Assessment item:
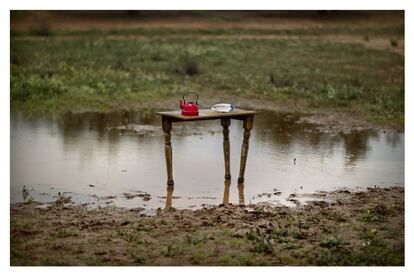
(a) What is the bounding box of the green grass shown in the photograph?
[10,25,404,38]
[10,30,404,127]
[55,228,75,238]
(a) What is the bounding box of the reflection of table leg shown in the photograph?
[165,185,174,210]
[238,183,245,205]
[221,118,231,181]
[162,117,174,186]
[237,115,254,195]
[222,179,231,205]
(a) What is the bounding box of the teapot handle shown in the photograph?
[182,92,198,104]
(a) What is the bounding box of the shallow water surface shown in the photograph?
[11,110,404,210]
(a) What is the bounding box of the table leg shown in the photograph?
[237,115,254,191]
[221,118,231,181]
[162,117,174,186]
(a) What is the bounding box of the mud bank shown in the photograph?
[11,186,404,266]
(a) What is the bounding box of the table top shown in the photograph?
[156,109,258,121]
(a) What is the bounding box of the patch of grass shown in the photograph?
[246,228,274,253]
[185,234,211,245]
[10,27,404,127]
[312,236,403,265]
[251,237,274,253]
[128,249,147,264]
[11,25,404,38]
[360,236,403,265]
[319,237,343,248]
[282,241,302,249]
[117,229,142,242]
[218,254,241,265]
[322,210,347,222]
[55,228,75,238]
[362,208,384,223]
[189,251,209,264]
[165,240,183,257]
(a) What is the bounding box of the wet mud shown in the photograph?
[10,187,404,265]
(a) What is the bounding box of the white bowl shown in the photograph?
[211,103,234,113]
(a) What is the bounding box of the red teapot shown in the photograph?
[180,92,199,116]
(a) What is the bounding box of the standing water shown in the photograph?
[10,110,404,211]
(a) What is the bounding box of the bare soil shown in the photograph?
[11,186,404,266]
[11,11,403,31]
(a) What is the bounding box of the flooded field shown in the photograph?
[10,110,404,211]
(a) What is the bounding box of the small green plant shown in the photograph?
[165,240,183,257]
[319,237,342,248]
[55,228,73,238]
[251,236,274,253]
[117,229,140,242]
[22,185,34,203]
[282,241,302,249]
[54,192,72,206]
[246,228,274,253]
[190,252,209,264]
[128,249,147,264]
[185,234,209,245]
[362,208,383,223]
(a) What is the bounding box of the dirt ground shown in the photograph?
[11,11,404,31]
[10,186,404,266]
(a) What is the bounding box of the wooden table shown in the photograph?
[156,109,258,208]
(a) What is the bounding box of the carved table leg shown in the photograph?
[237,115,254,201]
[221,118,231,181]
[162,117,174,186]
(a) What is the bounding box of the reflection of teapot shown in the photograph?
[179,92,199,116]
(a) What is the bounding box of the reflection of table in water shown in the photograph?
[156,109,258,210]
[165,179,245,209]
[223,179,245,205]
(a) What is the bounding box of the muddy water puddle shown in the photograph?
[11,110,404,212]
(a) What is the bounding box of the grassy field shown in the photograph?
[10,11,404,128]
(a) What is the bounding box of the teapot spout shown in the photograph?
[179,100,183,109]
